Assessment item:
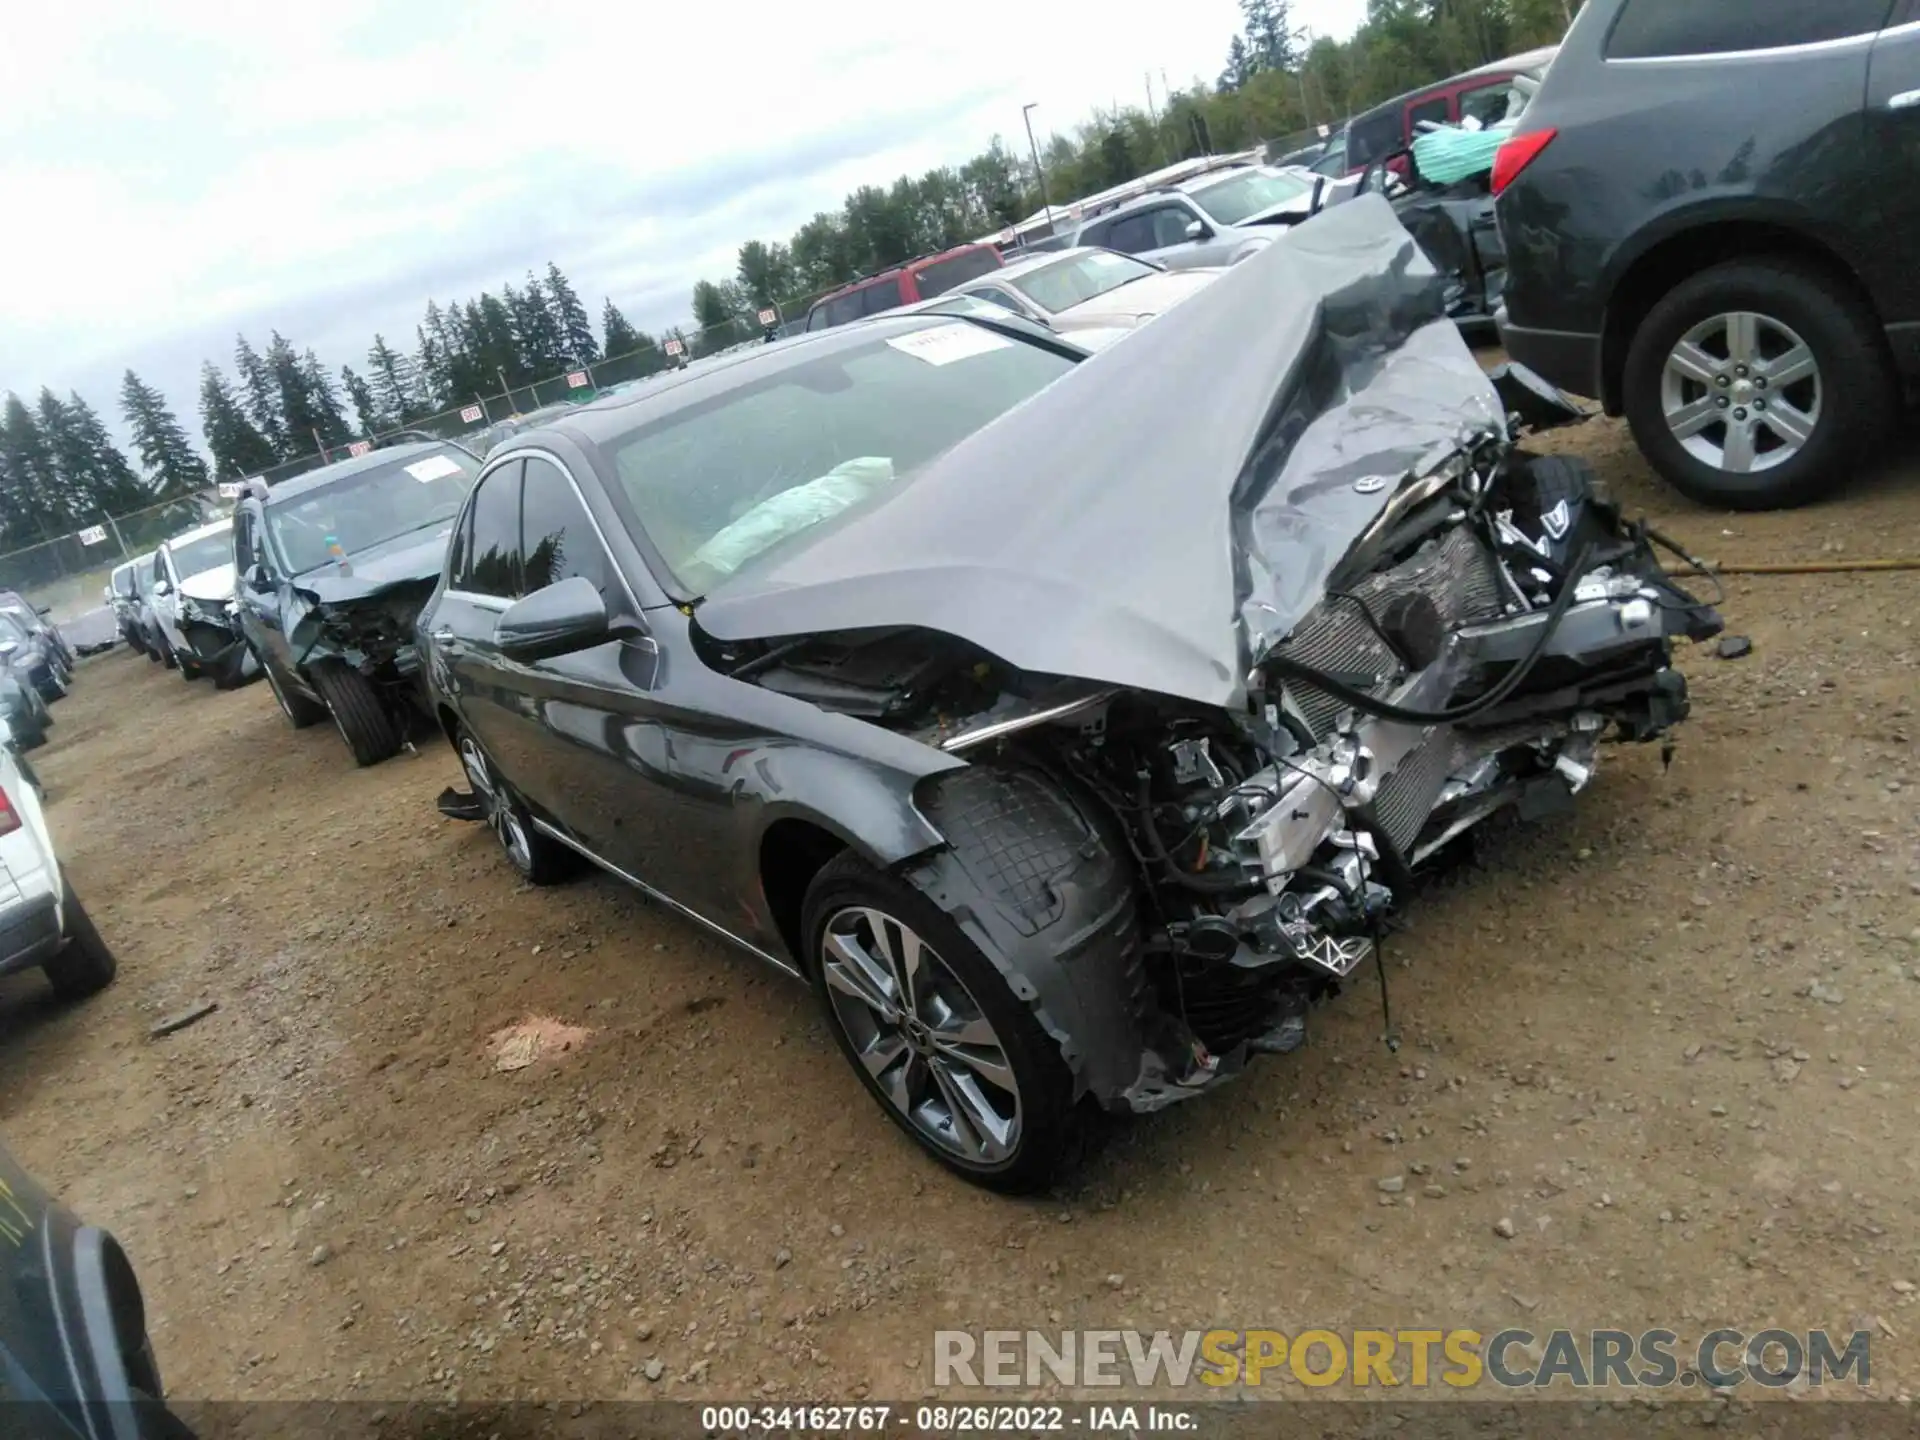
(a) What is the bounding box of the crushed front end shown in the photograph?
[176,593,258,688]
[289,578,436,707]
[1015,444,1719,1111]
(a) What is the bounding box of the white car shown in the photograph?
[152,519,256,686]
[0,722,115,1000]
[911,248,1224,352]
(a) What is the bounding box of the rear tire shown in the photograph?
[801,850,1078,1194]
[1623,259,1890,510]
[44,889,117,1001]
[310,662,401,766]
[263,654,327,729]
[455,728,578,884]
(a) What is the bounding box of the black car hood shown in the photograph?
[293,523,455,606]
[695,196,1504,710]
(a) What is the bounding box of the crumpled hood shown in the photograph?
[179,564,236,604]
[293,523,455,605]
[694,195,1504,710]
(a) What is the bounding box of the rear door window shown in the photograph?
[1102,212,1153,254]
[912,248,1000,298]
[1407,94,1450,132]
[459,460,524,599]
[1606,0,1893,57]
[861,277,905,313]
[1458,79,1516,127]
[1346,107,1405,169]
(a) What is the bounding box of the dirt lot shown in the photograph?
[2,413,1917,1409]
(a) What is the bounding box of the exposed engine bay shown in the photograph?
[710,444,1720,1110]
[290,580,435,682]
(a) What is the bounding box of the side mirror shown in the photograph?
[247,564,273,593]
[0,642,17,658]
[495,575,611,661]
[1183,219,1209,241]
[154,581,173,598]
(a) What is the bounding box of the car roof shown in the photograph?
[261,439,454,505]
[1353,44,1559,122]
[491,314,1063,458]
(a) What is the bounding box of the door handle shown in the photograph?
[432,628,456,644]
[1890,88,1920,112]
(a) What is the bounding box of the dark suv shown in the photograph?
[1495,0,1920,509]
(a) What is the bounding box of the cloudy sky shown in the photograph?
[0,0,1364,444]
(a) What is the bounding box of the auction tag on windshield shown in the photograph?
[886,326,1010,366]
[404,455,464,483]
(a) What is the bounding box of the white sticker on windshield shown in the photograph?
[886,326,1011,366]
[404,455,464,483]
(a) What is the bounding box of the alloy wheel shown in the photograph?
[1660,310,1821,474]
[458,735,533,872]
[819,906,1022,1166]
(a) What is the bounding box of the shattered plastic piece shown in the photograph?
[1716,635,1753,660]
[436,786,487,822]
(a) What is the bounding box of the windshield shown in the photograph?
[168,531,232,580]
[0,611,27,644]
[268,449,478,575]
[1010,251,1157,314]
[1188,168,1311,225]
[609,323,1076,594]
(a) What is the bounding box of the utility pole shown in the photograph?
[1022,103,1054,228]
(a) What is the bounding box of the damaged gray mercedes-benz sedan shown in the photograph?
[419,195,1720,1191]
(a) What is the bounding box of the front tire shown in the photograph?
[310,662,401,766]
[44,889,117,1001]
[801,851,1077,1193]
[1623,259,1889,510]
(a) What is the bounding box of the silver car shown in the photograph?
[908,248,1223,352]
[1070,165,1316,270]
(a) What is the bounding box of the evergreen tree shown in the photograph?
[38,389,145,520]
[601,299,641,359]
[299,347,352,446]
[120,370,207,495]
[471,294,523,388]
[414,323,449,412]
[341,365,382,436]
[545,263,599,363]
[1239,0,1297,72]
[507,275,567,374]
[199,364,279,480]
[1220,34,1254,90]
[233,335,287,457]
[366,334,417,423]
[0,394,62,545]
[63,392,148,512]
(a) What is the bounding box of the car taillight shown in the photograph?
[0,786,20,839]
[1491,128,1558,197]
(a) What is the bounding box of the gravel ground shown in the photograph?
[1,411,1916,1410]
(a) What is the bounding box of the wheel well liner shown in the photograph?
[759,818,848,969]
[1600,221,1881,414]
